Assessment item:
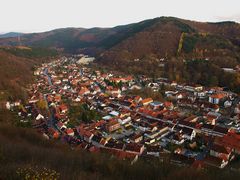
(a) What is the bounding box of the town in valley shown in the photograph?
[7,55,240,170]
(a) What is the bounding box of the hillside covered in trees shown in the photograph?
[1,124,240,180]
[0,17,239,59]
[0,47,57,101]
[1,17,239,91]
[0,46,58,126]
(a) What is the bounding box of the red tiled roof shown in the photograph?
[142,98,153,104]
[222,132,240,151]
[210,94,226,99]
[89,146,100,153]
[66,128,74,135]
[59,104,68,111]
[164,101,173,107]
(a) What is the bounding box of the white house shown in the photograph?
[5,102,11,110]
[36,114,44,121]
[118,117,131,125]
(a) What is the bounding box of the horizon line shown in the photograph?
[0,16,239,34]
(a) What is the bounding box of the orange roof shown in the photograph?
[207,114,217,120]
[142,98,153,104]
[95,120,106,127]
[47,96,53,101]
[221,132,240,151]
[54,95,61,102]
[122,76,133,81]
[66,128,74,135]
[106,86,114,90]
[134,96,142,101]
[71,79,79,85]
[79,87,89,95]
[59,104,68,111]
[101,148,137,160]
[53,132,60,139]
[89,146,100,153]
[158,109,168,115]
[164,101,173,107]
[108,119,120,126]
[84,131,93,138]
[210,93,226,99]
[110,78,122,82]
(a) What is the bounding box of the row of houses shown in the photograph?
[7,55,240,169]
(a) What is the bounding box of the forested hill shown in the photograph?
[0,32,23,38]
[1,17,240,91]
[98,18,240,67]
[0,46,57,101]
[0,17,239,58]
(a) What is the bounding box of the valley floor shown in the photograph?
[3,55,240,179]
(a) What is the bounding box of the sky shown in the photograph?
[0,0,240,33]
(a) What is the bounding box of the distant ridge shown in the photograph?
[0,16,239,60]
[0,32,23,39]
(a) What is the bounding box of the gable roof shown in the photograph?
[211,144,230,154]
[141,98,153,104]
